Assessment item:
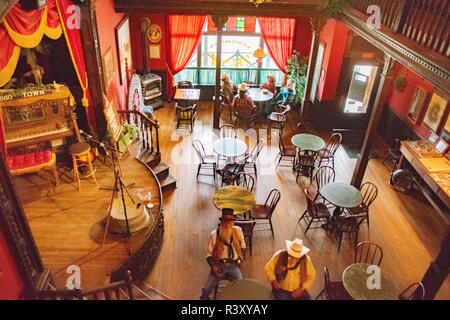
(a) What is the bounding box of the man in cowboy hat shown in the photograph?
[264,238,316,300]
[233,83,257,126]
[200,208,246,300]
[221,73,238,104]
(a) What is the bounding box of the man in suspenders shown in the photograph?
[200,208,246,300]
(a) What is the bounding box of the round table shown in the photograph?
[248,88,273,102]
[319,182,363,209]
[213,138,247,158]
[213,186,256,215]
[216,278,274,300]
[291,134,325,151]
[342,263,400,300]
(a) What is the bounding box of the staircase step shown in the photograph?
[137,150,161,168]
[159,174,177,193]
[152,162,170,180]
[133,282,170,300]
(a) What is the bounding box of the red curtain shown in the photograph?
[167,15,206,99]
[258,17,296,84]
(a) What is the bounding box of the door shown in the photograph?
[344,65,377,114]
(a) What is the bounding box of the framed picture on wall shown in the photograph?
[102,47,115,89]
[115,15,133,85]
[408,86,428,124]
[422,90,449,133]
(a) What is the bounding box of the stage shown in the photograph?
[12,142,163,289]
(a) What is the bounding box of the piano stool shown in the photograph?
[7,150,59,186]
[69,142,98,192]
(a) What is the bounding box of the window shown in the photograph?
[175,17,284,86]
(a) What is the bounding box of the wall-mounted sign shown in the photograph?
[147,24,162,43]
[149,45,161,59]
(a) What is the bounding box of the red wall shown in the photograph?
[0,229,24,300]
[386,64,435,139]
[317,19,349,101]
[96,0,127,111]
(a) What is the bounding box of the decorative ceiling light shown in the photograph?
[253,48,266,63]
[249,0,272,8]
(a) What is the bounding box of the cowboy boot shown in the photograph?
[200,288,210,300]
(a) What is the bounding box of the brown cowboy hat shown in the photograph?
[219,208,236,221]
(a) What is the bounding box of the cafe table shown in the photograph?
[216,278,274,300]
[213,137,247,164]
[319,182,363,216]
[248,88,273,112]
[291,133,325,151]
[174,88,200,107]
[213,186,256,215]
[342,263,400,300]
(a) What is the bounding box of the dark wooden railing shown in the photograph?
[348,0,450,57]
[117,110,160,154]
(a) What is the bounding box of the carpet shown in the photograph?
[342,144,379,159]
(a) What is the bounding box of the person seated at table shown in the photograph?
[233,83,257,118]
[260,75,277,95]
[264,78,296,116]
[221,73,238,105]
[264,238,316,300]
[200,208,246,300]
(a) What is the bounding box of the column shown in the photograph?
[212,16,228,129]
[350,54,395,188]
[301,17,326,121]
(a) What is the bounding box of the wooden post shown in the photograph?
[350,55,395,188]
[301,17,326,121]
[420,226,450,299]
[212,15,228,130]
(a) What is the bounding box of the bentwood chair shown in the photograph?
[296,122,315,134]
[219,93,234,123]
[398,282,426,300]
[347,182,378,227]
[316,267,352,300]
[298,189,331,234]
[219,124,237,139]
[234,220,257,257]
[382,139,402,172]
[219,155,249,186]
[192,140,216,181]
[332,212,367,251]
[234,105,257,129]
[354,241,383,266]
[312,166,336,202]
[233,172,255,192]
[244,138,265,178]
[317,133,342,170]
[275,133,296,168]
[250,188,281,236]
[267,104,291,135]
[176,103,197,132]
[294,149,318,183]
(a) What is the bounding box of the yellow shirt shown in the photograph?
[264,250,316,292]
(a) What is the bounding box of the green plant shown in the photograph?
[317,0,347,19]
[285,50,308,104]
[122,121,141,140]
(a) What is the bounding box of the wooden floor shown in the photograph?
[14,101,450,299]
[14,143,161,289]
[145,101,449,300]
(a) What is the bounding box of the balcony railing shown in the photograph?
[348,0,450,57]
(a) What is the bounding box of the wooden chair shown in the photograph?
[347,182,378,227]
[219,155,249,186]
[316,267,352,300]
[275,133,296,168]
[382,139,402,172]
[354,241,383,266]
[317,133,342,170]
[233,172,255,192]
[250,188,281,236]
[313,165,336,202]
[219,93,234,123]
[332,212,367,251]
[399,282,426,300]
[298,189,331,233]
[244,138,264,178]
[193,140,216,181]
[294,149,318,183]
[234,220,257,257]
[297,121,315,134]
[219,124,237,139]
[176,103,197,132]
[234,105,257,129]
[267,104,291,135]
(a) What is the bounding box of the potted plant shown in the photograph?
[317,0,347,19]
[285,50,308,106]
[118,121,141,151]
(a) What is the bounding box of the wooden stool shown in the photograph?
[69,142,98,191]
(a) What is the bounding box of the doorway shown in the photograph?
[344,65,377,114]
